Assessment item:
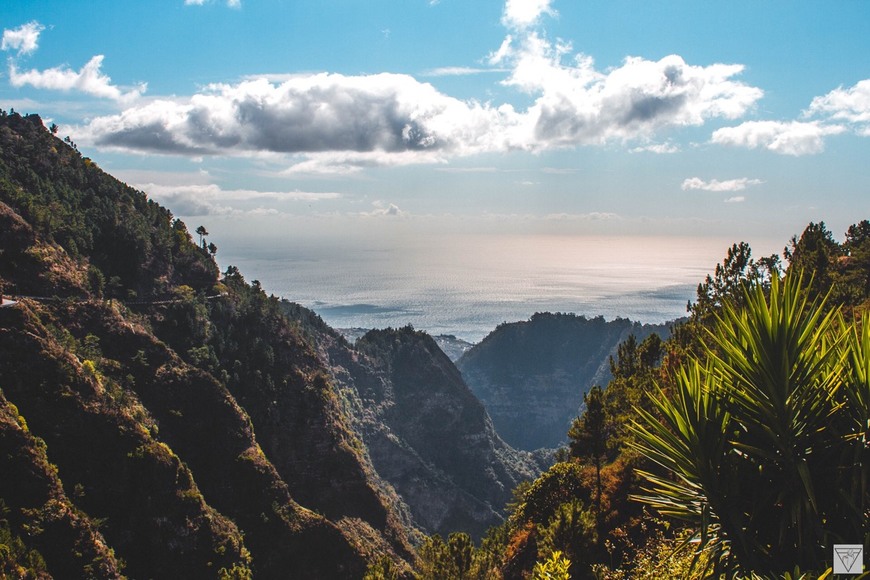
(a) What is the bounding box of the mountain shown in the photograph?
[457,312,671,451]
[287,309,545,539]
[338,328,475,362]
[0,110,544,577]
[0,110,415,578]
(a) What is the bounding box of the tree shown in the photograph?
[447,532,474,579]
[537,500,596,579]
[363,556,401,580]
[839,219,870,305]
[208,242,218,256]
[568,386,610,527]
[631,273,863,575]
[196,225,209,248]
[417,534,454,578]
[783,221,841,300]
[689,241,780,323]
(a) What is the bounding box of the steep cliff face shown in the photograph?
[0,111,413,577]
[457,313,670,451]
[283,305,544,539]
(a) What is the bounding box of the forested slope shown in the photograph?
[279,309,545,539]
[457,313,669,451]
[0,110,415,578]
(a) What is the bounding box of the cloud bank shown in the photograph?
[138,182,340,216]
[76,45,763,171]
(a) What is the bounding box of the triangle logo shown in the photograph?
[834,545,863,574]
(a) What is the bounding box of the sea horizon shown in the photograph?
[217,231,781,343]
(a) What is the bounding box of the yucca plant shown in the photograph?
[630,359,737,575]
[839,311,870,545]
[631,273,861,575]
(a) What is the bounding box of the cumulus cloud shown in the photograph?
[9,55,146,103]
[78,48,762,166]
[69,0,763,169]
[712,78,870,155]
[711,121,845,156]
[77,74,522,159]
[503,0,556,28]
[681,177,763,192]
[490,30,763,148]
[2,21,44,56]
[807,79,870,129]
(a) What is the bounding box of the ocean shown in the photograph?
[218,233,749,343]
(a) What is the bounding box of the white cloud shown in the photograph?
[2,21,44,56]
[543,211,620,221]
[423,66,509,77]
[77,74,521,160]
[282,150,449,175]
[807,79,870,128]
[681,177,763,192]
[141,182,341,202]
[136,182,340,216]
[436,166,500,173]
[71,4,763,169]
[9,55,146,103]
[503,0,556,29]
[631,142,680,154]
[185,0,240,7]
[711,78,870,155]
[362,202,404,217]
[491,30,763,148]
[711,120,845,156]
[724,196,745,203]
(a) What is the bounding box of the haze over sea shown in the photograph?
[219,232,780,343]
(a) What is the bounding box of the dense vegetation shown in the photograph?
[0,110,417,578]
[0,109,540,578]
[458,313,669,450]
[0,110,217,299]
[403,222,870,579]
[3,108,868,578]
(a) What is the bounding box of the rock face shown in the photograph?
[457,312,670,451]
[285,305,545,539]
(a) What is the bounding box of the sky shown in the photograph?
[2,0,869,252]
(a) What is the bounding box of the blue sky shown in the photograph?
[2,0,869,248]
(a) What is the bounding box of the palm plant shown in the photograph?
[631,273,862,575]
